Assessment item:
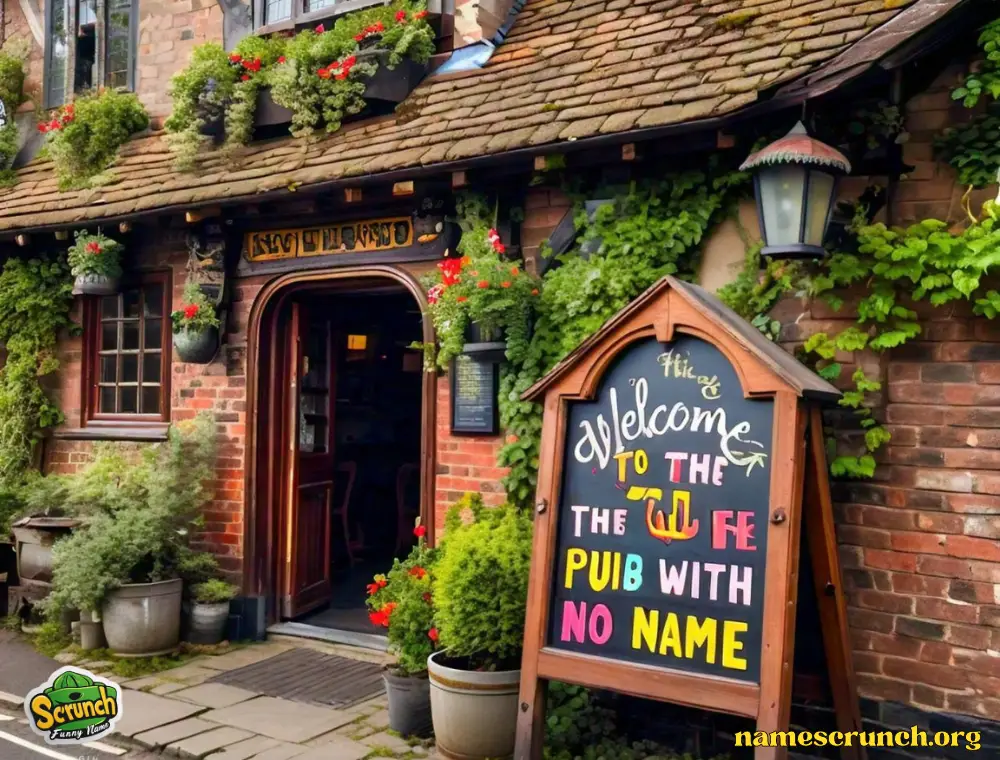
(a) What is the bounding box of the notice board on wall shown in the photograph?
[515,276,864,760]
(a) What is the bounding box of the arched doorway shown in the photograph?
[243,265,436,632]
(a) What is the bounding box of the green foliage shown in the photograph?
[0,41,28,183]
[717,238,799,341]
[432,495,532,667]
[365,526,437,675]
[171,282,221,334]
[165,38,286,169]
[0,257,74,488]
[66,231,124,280]
[192,578,239,604]
[269,1,434,137]
[500,168,749,506]
[47,414,218,613]
[43,89,149,190]
[422,197,539,369]
[935,20,1000,187]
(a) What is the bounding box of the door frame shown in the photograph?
[242,265,437,621]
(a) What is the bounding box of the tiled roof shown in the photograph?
[0,0,924,232]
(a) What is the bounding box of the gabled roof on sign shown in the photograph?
[0,0,958,233]
[523,275,842,403]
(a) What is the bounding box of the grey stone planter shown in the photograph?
[102,578,182,657]
[186,600,230,645]
[11,517,81,585]
[173,326,220,364]
[384,668,432,737]
[72,273,119,296]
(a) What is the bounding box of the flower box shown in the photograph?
[254,87,294,129]
[358,50,429,104]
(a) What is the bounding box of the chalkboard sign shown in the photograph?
[549,335,772,681]
[450,354,499,434]
[514,277,862,760]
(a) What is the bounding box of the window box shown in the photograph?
[358,49,429,104]
[254,86,295,129]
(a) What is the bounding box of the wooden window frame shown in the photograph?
[43,0,138,108]
[81,271,172,429]
[253,0,386,36]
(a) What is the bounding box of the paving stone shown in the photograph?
[161,663,220,685]
[361,731,412,753]
[54,652,77,664]
[173,683,259,708]
[196,644,293,672]
[152,681,188,695]
[202,696,355,742]
[121,675,166,690]
[113,689,206,738]
[295,737,371,760]
[133,717,216,749]
[80,659,114,669]
[204,735,284,760]
[365,709,390,729]
[250,744,308,760]
[169,726,255,758]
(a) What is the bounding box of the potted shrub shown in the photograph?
[365,519,437,736]
[46,413,218,656]
[428,495,533,759]
[423,222,538,368]
[171,282,222,364]
[67,231,123,296]
[187,578,237,645]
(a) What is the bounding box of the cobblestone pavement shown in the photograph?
[31,637,441,760]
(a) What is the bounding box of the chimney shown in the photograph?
[453,0,519,47]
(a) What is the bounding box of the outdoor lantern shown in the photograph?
[740,122,851,260]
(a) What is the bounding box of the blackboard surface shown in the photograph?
[451,355,498,434]
[548,335,774,682]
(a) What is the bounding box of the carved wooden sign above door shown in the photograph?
[244,217,415,262]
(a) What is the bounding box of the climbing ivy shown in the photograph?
[0,256,75,487]
[497,166,751,507]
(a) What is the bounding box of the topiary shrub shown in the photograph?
[431,494,532,669]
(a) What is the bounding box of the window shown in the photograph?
[84,275,170,423]
[44,0,137,107]
[254,0,385,32]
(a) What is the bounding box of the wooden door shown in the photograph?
[280,301,336,619]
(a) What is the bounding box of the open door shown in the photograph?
[280,301,336,618]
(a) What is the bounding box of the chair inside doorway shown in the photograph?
[295,286,424,635]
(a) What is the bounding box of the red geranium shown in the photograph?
[413,524,427,538]
[85,241,102,254]
[456,296,468,302]
[531,288,540,295]
[278,55,286,64]
[315,24,325,33]
[229,53,241,63]
[428,628,439,642]
[241,74,250,81]
[409,566,427,579]
[510,266,519,276]
[414,10,428,19]
[395,10,407,21]
[476,280,489,289]
[501,281,511,288]
[183,304,200,319]
[422,592,432,603]
[317,67,331,79]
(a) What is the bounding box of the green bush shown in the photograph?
[366,521,437,675]
[47,413,218,614]
[0,41,27,184]
[192,578,238,604]
[43,88,149,189]
[432,495,532,668]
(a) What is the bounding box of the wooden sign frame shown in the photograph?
[514,276,863,760]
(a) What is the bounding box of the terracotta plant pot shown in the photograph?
[427,651,520,759]
[173,326,220,364]
[72,273,119,296]
[384,668,432,737]
[102,578,182,657]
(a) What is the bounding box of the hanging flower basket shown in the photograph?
[67,231,124,296]
[462,322,506,359]
[358,49,429,104]
[171,282,222,364]
[173,326,219,364]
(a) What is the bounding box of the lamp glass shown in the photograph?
[804,170,836,247]
[758,166,805,247]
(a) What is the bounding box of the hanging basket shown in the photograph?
[173,326,220,364]
[463,322,506,360]
[72,273,119,296]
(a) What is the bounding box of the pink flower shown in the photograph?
[315,24,325,33]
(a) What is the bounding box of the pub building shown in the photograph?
[1,0,999,749]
